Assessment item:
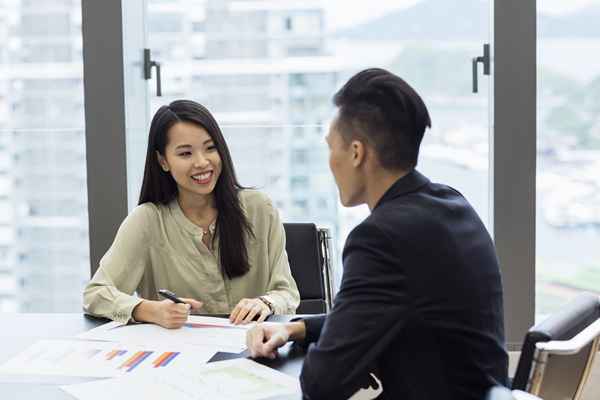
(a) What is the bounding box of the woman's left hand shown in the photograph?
[230,298,271,325]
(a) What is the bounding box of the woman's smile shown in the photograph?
[191,170,213,185]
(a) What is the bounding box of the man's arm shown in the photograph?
[300,221,412,400]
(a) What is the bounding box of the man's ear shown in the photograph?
[351,139,366,168]
[156,151,169,172]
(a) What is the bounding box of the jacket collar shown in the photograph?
[372,169,430,211]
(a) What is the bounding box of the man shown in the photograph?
[247,68,508,399]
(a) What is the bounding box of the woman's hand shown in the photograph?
[229,297,271,325]
[155,299,191,328]
[133,298,203,329]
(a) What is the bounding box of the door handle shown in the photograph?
[472,43,490,93]
[144,48,162,97]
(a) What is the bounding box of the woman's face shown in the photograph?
[157,121,222,201]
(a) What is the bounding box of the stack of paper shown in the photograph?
[0,316,301,399]
[0,339,214,378]
[61,358,301,400]
[78,316,250,353]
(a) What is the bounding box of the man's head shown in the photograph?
[326,68,431,207]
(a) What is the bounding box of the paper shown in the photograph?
[61,358,301,400]
[78,316,250,353]
[0,339,214,378]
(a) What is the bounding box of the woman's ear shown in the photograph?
[156,151,169,172]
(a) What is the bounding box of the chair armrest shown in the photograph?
[536,318,600,355]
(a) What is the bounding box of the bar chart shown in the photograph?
[0,340,212,378]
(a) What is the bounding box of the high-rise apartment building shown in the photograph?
[5,0,88,312]
[148,0,341,250]
[0,2,17,312]
[0,0,344,311]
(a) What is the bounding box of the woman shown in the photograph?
[83,100,299,328]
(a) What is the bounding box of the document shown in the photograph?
[78,316,250,353]
[0,339,214,378]
[61,358,301,400]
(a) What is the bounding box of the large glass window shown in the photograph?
[536,1,600,319]
[0,0,88,312]
[138,0,492,288]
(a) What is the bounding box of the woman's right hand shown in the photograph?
[154,299,192,328]
[133,298,203,329]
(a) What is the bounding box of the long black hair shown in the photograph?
[138,100,254,279]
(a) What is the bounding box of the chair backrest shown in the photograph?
[512,293,600,400]
[283,223,334,314]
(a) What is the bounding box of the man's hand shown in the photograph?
[229,298,271,325]
[246,321,306,359]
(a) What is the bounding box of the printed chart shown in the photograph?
[0,340,214,378]
[61,358,301,400]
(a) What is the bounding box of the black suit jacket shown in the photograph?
[299,170,508,400]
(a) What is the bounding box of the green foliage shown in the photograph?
[541,69,600,149]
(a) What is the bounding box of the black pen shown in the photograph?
[158,289,186,304]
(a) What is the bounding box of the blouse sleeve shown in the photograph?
[261,199,300,314]
[82,205,153,324]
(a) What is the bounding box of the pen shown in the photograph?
[158,289,186,304]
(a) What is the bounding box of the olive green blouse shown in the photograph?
[83,190,300,324]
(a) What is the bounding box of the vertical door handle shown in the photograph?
[472,43,490,93]
[144,48,162,97]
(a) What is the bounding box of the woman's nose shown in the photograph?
[193,153,209,168]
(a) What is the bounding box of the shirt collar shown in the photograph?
[372,169,430,211]
[169,199,216,238]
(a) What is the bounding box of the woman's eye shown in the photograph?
[178,151,191,157]
[207,145,217,151]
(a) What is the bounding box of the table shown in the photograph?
[0,313,306,399]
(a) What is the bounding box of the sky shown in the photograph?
[323,0,600,31]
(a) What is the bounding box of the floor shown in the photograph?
[508,351,600,399]
[582,355,600,399]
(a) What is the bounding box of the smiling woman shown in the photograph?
[83,100,300,328]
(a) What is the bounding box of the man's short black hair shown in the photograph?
[333,68,431,170]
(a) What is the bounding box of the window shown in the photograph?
[0,0,89,312]
[139,0,492,290]
[536,2,600,319]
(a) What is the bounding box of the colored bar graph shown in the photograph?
[153,352,180,368]
[106,350,127,361]
[161,352,179,367]
[119,351,154,372]
[119,352,142,369]
[152,352,172,367]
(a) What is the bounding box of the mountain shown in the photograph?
[539,7,600,38]
[336,0,600,40]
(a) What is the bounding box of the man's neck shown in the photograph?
[366,168,410,211]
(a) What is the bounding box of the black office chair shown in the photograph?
[511,293,600,400]
[283,223,334,314]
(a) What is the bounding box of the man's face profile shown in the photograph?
[326,117,365,208]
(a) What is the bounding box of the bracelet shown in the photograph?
[258,296,275,314]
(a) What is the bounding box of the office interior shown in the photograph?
[0,0,599,399]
